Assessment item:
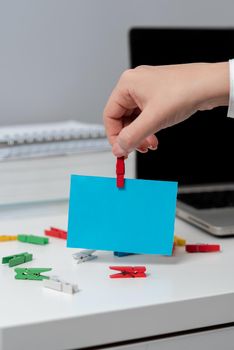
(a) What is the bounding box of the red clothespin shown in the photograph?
[44,227,67,240]
[50,227,67,239]
[109,266,146,278]
[185,244,220,253]
[116,157,125,188]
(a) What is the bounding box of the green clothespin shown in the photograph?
[2,252,33,267]
[17,235,49,245]
[15,268,52,280]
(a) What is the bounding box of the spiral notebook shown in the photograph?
[0,120,110,160]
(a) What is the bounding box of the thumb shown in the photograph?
[113,106,161,157]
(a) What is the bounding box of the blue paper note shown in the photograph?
[67,175,178,255]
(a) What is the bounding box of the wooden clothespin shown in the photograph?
[44,276,79,294]
[2,252,33,267]
[185,244,221,253]
[44,227,67,240]
[174,235,186,247]
[116,157,125,188]
[17,234,49,245]
[15,268,52,280]
[0,235,17,242]
[113,252,135,257]
[109,266,146,278]
[72,249,97,264]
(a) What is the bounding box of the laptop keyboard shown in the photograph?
[177,190,234,209]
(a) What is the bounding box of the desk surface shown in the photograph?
[1,202,234,350]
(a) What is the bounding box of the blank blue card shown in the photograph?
[67,175,178,255]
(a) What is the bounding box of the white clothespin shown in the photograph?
[72,249,97,264]
[44,276,79,294]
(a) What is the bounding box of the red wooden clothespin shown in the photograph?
[185,244,220,253]
[116,157,125,188]
[109,266,146,278]
[50,227,67,239]
[44,227,67,240]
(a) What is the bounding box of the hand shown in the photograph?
[103,62,229,157]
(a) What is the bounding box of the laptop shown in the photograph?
[130,28,234,236]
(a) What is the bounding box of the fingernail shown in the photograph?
[139,148,148,153]
[149,145,158,150]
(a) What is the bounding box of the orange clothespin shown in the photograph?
[0,235,17,242]
[174,235,186,246]
[116,157,125,188]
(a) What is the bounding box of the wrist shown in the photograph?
[197,62,229,111]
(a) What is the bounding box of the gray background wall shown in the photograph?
[0,0,234,126]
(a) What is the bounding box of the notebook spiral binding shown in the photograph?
[0,120,110,160]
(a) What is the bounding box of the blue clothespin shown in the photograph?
[113,252,136,257]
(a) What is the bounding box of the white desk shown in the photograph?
[1,201,234,350]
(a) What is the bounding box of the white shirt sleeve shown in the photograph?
[227,59,234,118]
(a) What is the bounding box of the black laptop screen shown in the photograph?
[130,28,234,185]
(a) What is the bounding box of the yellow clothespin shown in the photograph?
[0,235,18,242]
[174,235,186,247]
